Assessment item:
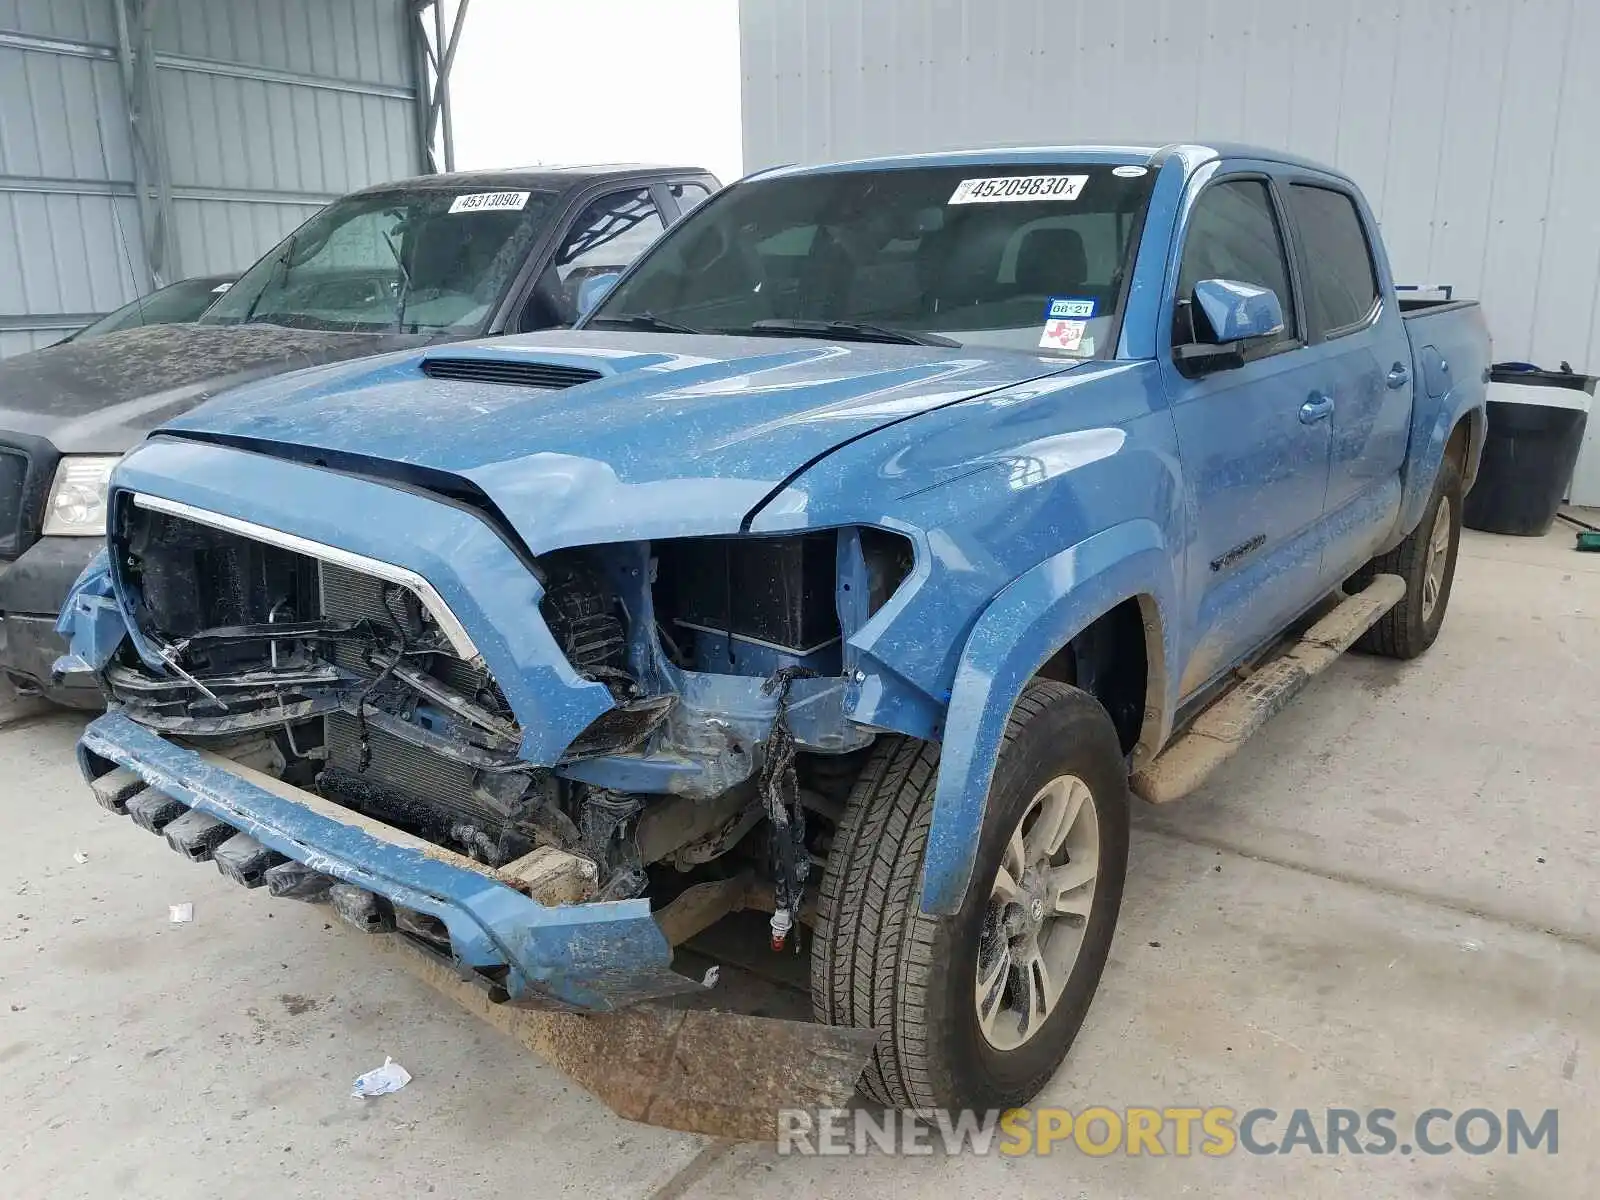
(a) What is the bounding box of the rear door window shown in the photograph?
[523,189,668,328]
[555,189,668,286]
[1287,184,1380,337]
[668,181,714,216]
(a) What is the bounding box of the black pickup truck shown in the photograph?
[0,163,717,704]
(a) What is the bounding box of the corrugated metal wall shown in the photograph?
[0,0,420,357]
[740,0,1600,374]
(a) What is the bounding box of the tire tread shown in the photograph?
[812,679,1080,1109]
[1355,458,1462,659]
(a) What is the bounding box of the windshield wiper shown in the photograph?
[587,312,703,334]
[239,232,296,326]
[740,318,960,348]
[381,227,414,333]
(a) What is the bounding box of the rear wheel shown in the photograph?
[812,679,1129,1111]
[1351,457,1463,659]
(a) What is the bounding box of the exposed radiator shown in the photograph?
[318,561,498,698]
[316,561,524,840]
[321,713,476,819]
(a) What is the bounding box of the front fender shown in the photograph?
[919,519,1176,914]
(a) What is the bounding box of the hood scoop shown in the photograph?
[419,356,604,390]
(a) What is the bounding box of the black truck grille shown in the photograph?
[0,446,31,560]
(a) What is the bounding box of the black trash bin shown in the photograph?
[1462,363,1595,537]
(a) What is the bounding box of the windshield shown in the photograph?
[203,187,559,334]
[589,164,1155,357]
[73,276,234,340]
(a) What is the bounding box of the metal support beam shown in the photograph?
[0,174,341,207]
[138,1,178,280]
[112,0,160,290]
[410,0,471,173]
[0,313,104,333]
[0,28,416,100]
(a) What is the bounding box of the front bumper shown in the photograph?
[78,710,706,1011]
[0,535,103,706]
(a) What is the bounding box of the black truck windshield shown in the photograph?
[590,164,1155,357]
[203,187,558,334]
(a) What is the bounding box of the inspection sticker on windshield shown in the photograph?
[1046,296,1096,320]
[1039,318,1089,352]
[448,190,531,214]
[948,174,1088,205]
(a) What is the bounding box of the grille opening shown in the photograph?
[419,357,603,389]
[120,506,321,673]
[0,448,28,559]
[116,503,530,854]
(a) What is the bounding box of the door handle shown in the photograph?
[1299,393,1334,424]
[1386,363,1411,389]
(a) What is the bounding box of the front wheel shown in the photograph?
[812,680,1129,1111]
[1352,457,1464,659]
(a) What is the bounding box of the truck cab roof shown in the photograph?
[345,164,715,200]
[754,142,1352,184]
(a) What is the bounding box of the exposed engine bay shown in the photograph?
[100,495,915,936]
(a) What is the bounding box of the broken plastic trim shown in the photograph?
[79,710,707,1010]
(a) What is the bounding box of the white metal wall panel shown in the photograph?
[0,0,116,43]
[0,27,146,328]
[158,70,415,201]
[170,196,322,278]
[157,0,414,89]
[0,329,65,356]
[0,0,422,357]
[741,0,1600,373]
[148,0,420,280]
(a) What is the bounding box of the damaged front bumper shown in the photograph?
[79,710,705,1012]
[78,709,881,1137]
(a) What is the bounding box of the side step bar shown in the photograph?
[1131,574,1406,804]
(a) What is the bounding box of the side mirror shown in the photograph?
[576,272,621,318]
[1175,278,1286,375]
[1193,278,1285,344]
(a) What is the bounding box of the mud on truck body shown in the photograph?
[59,143,1488,1132]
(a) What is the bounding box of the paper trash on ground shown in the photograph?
[168,902,193,923]
[352,1057,412,1099]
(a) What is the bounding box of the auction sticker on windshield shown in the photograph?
[949,175,1088,204]
[448,191,531,214]
[1039,318,1089,352]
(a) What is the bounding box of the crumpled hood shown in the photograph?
[157,329,1077,546]
[0,323,432,453]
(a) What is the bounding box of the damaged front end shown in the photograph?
[63,466,918,1132]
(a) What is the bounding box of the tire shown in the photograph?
[812,679,1130,1112]
[1352,457,1463,659]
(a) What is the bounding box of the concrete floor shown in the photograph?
[1,525,1596,1199]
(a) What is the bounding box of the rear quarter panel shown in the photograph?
[1393,302,1491,548]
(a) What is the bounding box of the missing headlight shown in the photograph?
[653,532,838,674]
[649,527,914,676]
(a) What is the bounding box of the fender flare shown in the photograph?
[1386,397,1486,554]
[918,519,1177,914]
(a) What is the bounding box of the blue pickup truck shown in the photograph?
[59,142,1487,1130]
